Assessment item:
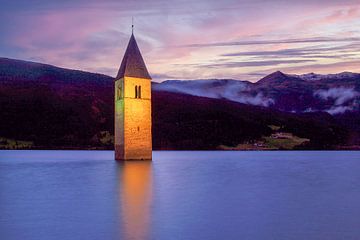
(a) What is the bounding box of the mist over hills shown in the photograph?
[1,57,359,150]
[154,71,360,114]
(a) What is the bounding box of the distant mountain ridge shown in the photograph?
[154,70,360,114]
[292,72,360,81]
[1,57,360,149]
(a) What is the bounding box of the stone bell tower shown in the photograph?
[114,31,152,160]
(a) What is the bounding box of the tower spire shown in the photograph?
[116,25,151,80]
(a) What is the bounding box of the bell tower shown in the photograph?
[114,31,152,160]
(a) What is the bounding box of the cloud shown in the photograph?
[314,87,359,115]
[297,7,360,30]
[1,0,360,81]
[181,37,360,48]
[149,73,180,81]
[221,43,360,58]
[0,8,136,76]
[325,105,354,115]
[233,92,274,107]
[314,87,359,105]
[202,59,315,68]
[153,79,274,107]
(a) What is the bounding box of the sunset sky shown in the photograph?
[1,0,360,82]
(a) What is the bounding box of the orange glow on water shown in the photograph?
[119,161,153,239]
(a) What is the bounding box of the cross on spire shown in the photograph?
[132,17,134,34]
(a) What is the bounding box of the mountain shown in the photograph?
[0,57,359,149]
[154,70,360,114]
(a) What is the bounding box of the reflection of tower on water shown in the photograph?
[118,161,153,240]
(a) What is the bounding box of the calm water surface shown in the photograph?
[0,151,359,240]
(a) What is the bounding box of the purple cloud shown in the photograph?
[182,37,360,48]
[0,0,360,80]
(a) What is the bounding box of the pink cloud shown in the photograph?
[2,0,360,81]
[13,10,110,49]
[296,7,360,31]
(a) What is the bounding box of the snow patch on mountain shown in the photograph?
[292,72,360,81]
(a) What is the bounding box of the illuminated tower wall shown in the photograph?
[115,33,152,160]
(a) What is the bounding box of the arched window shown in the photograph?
[134,85,142,98]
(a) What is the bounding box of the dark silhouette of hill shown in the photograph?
[152,91,349,149]
[0,57,357,149]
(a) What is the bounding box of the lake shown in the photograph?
[0,150,359,240]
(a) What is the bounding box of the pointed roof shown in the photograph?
[116,33,151,80]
